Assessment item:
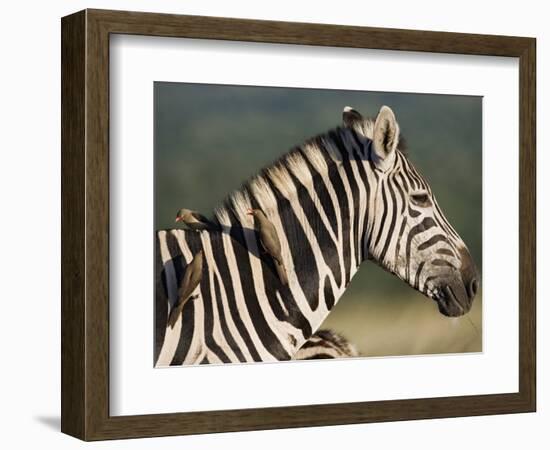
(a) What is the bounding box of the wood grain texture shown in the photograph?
[61,10,86,439]
[85,11,111,439]
[60,8,537,441]
[88,8,532,56]
[518,39,536,409]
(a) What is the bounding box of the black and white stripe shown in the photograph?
[155,105,478,366]
[293,329,359,360]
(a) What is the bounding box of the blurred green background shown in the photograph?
[155,82,482,357]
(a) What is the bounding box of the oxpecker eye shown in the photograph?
[410,191,431,207]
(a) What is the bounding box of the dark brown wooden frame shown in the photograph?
[61,8,536,441]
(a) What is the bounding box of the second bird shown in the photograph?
[167,250,204,329]
[247,208,288,286]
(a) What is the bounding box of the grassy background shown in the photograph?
[155,82,483,356]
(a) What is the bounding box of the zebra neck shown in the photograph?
[275,148,369,350]
[213,128,372,358]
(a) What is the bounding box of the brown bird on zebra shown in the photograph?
[167,250,204,329]
[247,208,289,286]
[175,208,216,231]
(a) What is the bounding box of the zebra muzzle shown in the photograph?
[435,284,470,317]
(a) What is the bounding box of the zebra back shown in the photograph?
[293,329,359,360]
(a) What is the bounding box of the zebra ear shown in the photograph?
[372,106,399,170]
[342,106,363,128]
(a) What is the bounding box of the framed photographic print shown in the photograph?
[61,9,536,441]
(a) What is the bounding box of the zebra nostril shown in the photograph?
[467,278,478,299]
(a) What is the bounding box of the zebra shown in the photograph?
[155,105,479,367]
[292,329,359,360]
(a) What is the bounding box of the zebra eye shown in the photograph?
[410,191,431,207]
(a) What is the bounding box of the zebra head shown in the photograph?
[343,106,479,317]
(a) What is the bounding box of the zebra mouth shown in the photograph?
[431,285,467,317]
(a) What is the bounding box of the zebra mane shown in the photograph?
[212,116,407,229]
[213,126,344,228]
